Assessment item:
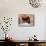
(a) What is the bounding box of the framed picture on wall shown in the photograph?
[18,14,34,27]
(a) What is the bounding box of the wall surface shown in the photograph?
[0,0,46,40]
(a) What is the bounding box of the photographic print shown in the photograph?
[18,14,34,27]
[29,0,43,8]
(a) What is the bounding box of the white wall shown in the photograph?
[0,0,46,40]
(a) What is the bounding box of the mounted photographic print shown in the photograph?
[18,14,34,27]
[29,0,44,8]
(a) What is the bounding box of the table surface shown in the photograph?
[0,40,5,42]
[1,39,46,43]
[8,40,46,43]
